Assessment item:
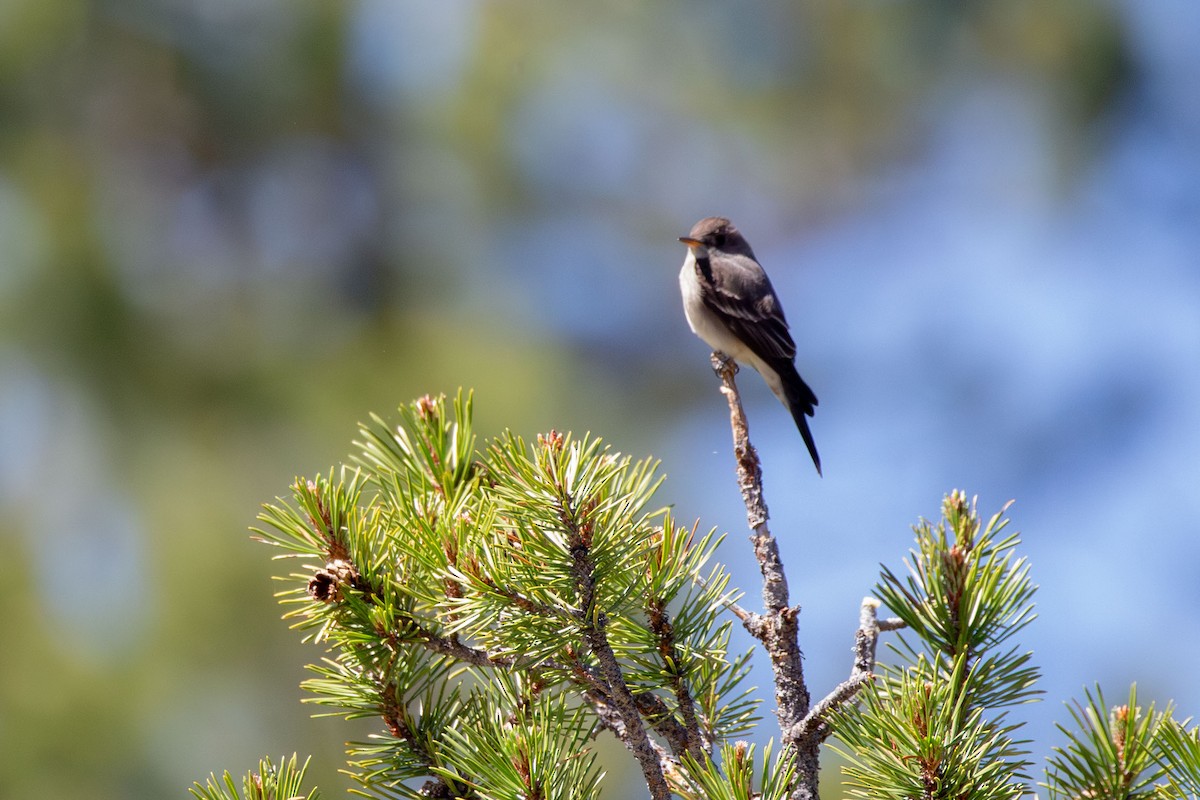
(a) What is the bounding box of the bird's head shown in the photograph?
[678,216,754,259]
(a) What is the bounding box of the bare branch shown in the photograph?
[710,353,769,532]
[795,673,872,743]
[693,569,756,624]
[792,597,906,743]
[710,354,818,800]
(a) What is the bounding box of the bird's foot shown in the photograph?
[710,351,738,378]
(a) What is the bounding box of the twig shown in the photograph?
[710,354,818,800]
[711,354,769,532]
[792,597,907,742]
[804,674,871,739]
[693,569,756,624]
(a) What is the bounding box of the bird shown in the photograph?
[678,216,821,475]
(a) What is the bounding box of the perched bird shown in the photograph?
[678,216,821,475]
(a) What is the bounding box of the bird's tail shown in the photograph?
[777,361,822,476]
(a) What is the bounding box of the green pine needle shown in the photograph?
[1044,684,1175,800]
[189,754,319,800]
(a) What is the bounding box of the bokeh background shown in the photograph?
[2,0,1198,797]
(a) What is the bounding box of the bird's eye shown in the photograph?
[712,232,727,247]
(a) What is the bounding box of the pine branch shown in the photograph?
[709,354,817,800]
[647,595,708,760]
[190,754,320,800]
[680,740,799,800]
[429,676,605,800]
[1044,684,1172,800]
[1157,712,1200,798]
[206,387,1200,800]
[216,387,1200,800]
[633,691,696,759]
[567,497,672,800]
[249,391,773,798]
[830,493,1037,799]
[586,688,689,790]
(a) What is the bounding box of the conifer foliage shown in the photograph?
[193,391,1200,800]
[832,493,1038,799]
[252,391,761,799]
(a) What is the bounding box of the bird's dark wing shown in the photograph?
[697,253,797,362]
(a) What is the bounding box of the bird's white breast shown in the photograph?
[678,250,751,360]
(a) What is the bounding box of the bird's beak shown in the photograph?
[678,236,703,248]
